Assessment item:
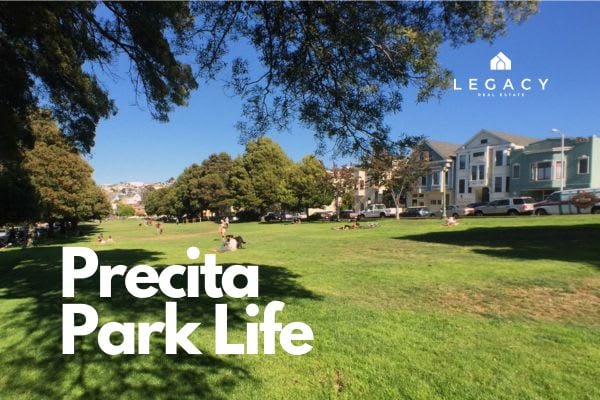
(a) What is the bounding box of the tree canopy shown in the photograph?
[0,1,538,160]
[0,111,111,225]
[364,140,430,219]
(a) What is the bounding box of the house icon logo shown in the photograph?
[490,52,511,71]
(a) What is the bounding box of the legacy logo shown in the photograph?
[453,51,549,97]
[490,52,511,71]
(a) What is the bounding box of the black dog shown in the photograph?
[234,235,246,249]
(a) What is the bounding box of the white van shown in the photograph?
[534,188,600,215]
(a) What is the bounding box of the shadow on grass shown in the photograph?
[398,224,600,268]
[0,246,319,399]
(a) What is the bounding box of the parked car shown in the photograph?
[463,202,488,216]
[400,206,436,218]
[262,212,295,223]
[534,188,600,215]
[307,211,334,221]
[359,203,399,219]
[446,205,464,218]
[332,210,358,221]
[292,212,308,221]
[474,197,535,216]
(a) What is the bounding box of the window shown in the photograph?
[578,157,589,174]
[512,164,520,179]
[433,171,440,185]
[468,187,472,193]
[494,176,503,193]
[471,166,477,180]
[554,160,564,180]
[359,179,365,190]
[473,151,484,157]
[495,150,503,166]
[506,177,511,193]
[421,176,427,186]
[459,155,466,170]
[478,165,485,180]
[480,139,488,144]
[536,161,552,181]
[459,179,466,194]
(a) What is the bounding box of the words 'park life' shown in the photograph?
[62,247,314,356]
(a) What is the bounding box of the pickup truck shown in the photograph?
[358,204,399,219]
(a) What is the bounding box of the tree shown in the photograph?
[174,164,205,218]
[364,140,430,219]
[229,156,261,212]
[1,2,537,160]
[18,111,108,230]
[329,163,357,219]
[0,158,39,225]
[238,138,295,213]
[290,156,333,215]
[116,202,135,217]
[0,111,110,226]
[0,2,197,160]
[86,186,112,221]
[197,153,234,214]
[144,186,181,217]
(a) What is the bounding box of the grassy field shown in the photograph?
[0,215,599,399]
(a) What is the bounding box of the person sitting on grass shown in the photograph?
[333,222,360,230]
[213,235,238,253]
[443,216,459,227]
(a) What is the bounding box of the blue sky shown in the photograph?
[89,2,600,184]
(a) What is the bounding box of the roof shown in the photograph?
[426,140,461,159]
[482,130,539,146]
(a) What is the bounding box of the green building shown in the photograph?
[508,135,600,200]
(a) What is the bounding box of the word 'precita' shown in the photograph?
[62,247,313,356]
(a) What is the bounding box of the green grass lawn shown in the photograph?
[0,216,599,399]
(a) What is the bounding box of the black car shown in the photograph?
[262,212,295,223]
[307,211,334,221]
[400,207,436,218]
[331,210,358,221]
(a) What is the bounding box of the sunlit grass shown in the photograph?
[0,215,599,399]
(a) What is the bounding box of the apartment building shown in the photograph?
[509,135,600,200]
[453,130,538,206]
[406,140,459,212]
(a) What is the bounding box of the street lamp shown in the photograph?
[551,128,565,192]
[441,163,450,219]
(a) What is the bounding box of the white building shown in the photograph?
[453,130,538,206]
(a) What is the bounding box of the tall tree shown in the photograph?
[174,164,206,218]
[197,153,234,214]
[240,137,295,213]
[290,156,333,215]
[20,111,108,229]
[1,2,537,159]
[229,156,261,211]
[329,163,357,219]
[365,141,430,219]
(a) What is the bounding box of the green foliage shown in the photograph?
[329,164,357,216]
[0,2,196,159]
[144,186,181,217]
[0,2,537,159]
[237,138,295,212]
[21,112,106,223]
[365,140,430,218]
[290,155,333,213]
[116,202,135,217]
